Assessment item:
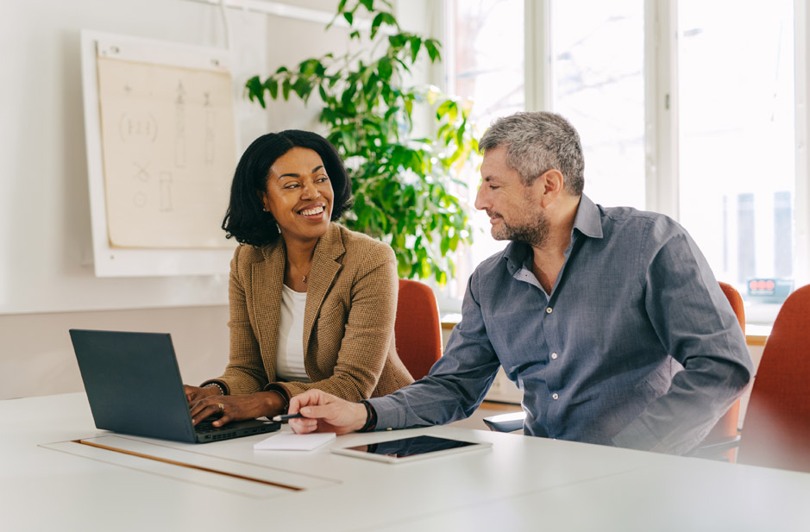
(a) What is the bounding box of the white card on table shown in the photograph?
[253,432,336,451]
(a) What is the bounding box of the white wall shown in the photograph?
[0,0,353,399]
[0,306,230,400]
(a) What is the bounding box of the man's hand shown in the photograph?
[288,389,369,435]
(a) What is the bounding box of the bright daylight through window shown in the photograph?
[678,0,795,322]
[444,0,799,325]
[443,0,524,306]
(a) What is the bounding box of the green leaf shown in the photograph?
[424,39,441,62]
[409,36,422,63]
[377,57,394,82]
[379,12,398,29]
[293,77,312,100]
[437,99,459,123]
[265,78,278,99]
[388,33,407,49]
[244,76,265,107]
[370,12,384,39]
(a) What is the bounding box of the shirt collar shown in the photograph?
[572,194,604,240]
[503,194,604,274]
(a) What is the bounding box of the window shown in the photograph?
[550,0,646,209]
[678,0,795,321]
[443,0,524,303]
[442,0,804,325]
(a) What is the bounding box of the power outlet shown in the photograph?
[485,367,522,404]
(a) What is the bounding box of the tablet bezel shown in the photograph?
[331,435,492,464]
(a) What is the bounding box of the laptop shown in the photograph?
[69,329,280,443]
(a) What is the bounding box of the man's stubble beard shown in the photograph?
[493,209,549,248]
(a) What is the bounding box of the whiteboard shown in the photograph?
[81,30,237,276]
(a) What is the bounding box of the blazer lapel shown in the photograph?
[254,243,286,377]
[303,225,346,350]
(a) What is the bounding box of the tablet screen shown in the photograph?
[332,435,491,463]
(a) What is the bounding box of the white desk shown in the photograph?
[3,393,810,531]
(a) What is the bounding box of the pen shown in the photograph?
[272,412,304,422]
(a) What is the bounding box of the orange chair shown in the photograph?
[736,284,810,472]
[697,282,746,459]
[395,279,442,380]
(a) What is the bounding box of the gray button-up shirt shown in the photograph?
[371,195,753,454]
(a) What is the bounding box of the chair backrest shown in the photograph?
[737,284,810,472]
[394,279,442,380]
[701,282,746,446]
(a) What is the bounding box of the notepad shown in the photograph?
[253,432,336,451]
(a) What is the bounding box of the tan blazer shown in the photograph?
[215,223,413,401]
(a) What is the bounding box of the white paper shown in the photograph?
[253,432,336,451]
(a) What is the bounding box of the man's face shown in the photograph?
[474,146,549,247]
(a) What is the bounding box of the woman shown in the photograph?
[185,130,413,427]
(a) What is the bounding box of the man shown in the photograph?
[288,111,753,455]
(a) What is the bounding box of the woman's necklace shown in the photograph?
[290,262,312,285]
[287,245,315,288]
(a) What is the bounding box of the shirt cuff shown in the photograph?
[358,400,377,432]
[366,396,407,431]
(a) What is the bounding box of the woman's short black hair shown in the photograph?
[222,130,353,246]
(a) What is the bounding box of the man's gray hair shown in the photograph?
[479,111,584,195]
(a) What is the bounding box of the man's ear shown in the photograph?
[539,169,565,204]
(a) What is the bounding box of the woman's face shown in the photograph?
[261,147,334,244]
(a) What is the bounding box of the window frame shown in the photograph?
[435,0,808,325]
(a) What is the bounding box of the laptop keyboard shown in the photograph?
[195,423,217,434]
[194,416,224,433]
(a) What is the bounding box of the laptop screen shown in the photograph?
[69,329,278,443]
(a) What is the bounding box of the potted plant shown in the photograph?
[244,0,478,285]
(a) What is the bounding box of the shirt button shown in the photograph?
[552,393,559,400]
[546,307,553,314]
[551,352,558,360]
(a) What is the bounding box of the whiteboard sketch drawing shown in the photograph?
[96,55,235,249]
[160,171,173,212]
[205,107,216,165]
[174,81,186,169]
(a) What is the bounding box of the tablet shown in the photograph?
[331,435,492,464]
